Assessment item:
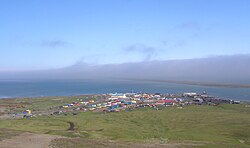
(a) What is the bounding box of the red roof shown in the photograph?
[164,100,176,103]
[158,100,176,103]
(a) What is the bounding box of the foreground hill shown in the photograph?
[0,97,249,147]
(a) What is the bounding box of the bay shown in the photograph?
[0,79,249,101]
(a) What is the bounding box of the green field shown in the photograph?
[0,99,250,147]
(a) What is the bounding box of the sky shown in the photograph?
[1,0,250,70]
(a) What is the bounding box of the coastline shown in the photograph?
[125,79,250,88]
[0,92,249,103]
[1,79,250,101]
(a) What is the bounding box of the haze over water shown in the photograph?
[0,80,249,101]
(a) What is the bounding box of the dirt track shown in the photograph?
[0,132,207,148]
[0,132,62,148]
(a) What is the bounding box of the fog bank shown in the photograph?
[1,54,250,84]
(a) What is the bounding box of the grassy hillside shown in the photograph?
[0,103,250,147]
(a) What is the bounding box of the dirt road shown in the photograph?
[0,132,62,148]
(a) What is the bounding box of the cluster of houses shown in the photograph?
[11,109,32,119]
[183,92,241,105]
[53,93,191,114]
[14,92,241,118]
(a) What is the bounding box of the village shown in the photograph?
[14,91,241,118]
[1,91,249,148]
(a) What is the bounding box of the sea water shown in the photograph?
[0,79,249,101]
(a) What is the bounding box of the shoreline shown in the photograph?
[0,79,250,101]
[0,93,249,103]
[0,94,99,100]
[125,79,250,88]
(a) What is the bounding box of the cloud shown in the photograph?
[176,22,202,30]
[124,44,158,61]
[41,40,70,48]
[75,54,105,66]
[62,54,250,84]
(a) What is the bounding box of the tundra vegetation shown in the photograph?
[0,96,249,148]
